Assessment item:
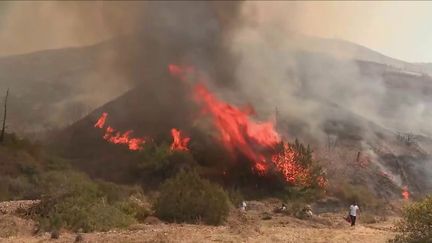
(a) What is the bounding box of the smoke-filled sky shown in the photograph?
[1,1,432,62]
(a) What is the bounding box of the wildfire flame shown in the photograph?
[271,142,309,185]
[170,128,190,151]
[94,112,107,128]
[193,83,280,165]
[402,186,410,200]
[168,64,324,187]
[94,113,146,151]
[91,65,326,188]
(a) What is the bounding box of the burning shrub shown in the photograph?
[168,64,327,190]
[271,139,327,189]
[391,195,432,243]
[155,170,229,225]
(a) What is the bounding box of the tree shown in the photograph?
[0,89,9,143]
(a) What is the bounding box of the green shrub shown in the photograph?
[134,144,198,186]
[96,180,142,203]
[0,175,41,200]
[155,170,229,225]
[115,199,151,223]
[31,171,136,232]
[391,196,432,243]
[37,197,135,232]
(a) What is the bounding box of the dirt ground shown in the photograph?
[0,200,397,243]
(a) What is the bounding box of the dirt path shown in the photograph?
[0,200,397,243]
[2,215,396,243]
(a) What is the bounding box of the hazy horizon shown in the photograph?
[1,1,432,63]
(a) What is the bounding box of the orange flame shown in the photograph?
[271,142,309,185]
[170,128,190,151]
[402,186,410,200]
[94,112,107,128]
[94,113,146,151]
[168,64,324,187]
[193,83,280,167]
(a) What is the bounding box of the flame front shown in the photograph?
[170,128,190,151]
[92,65,326,188]
[168,64,324,187]
[94,113,146,151]
[193,83,280,166]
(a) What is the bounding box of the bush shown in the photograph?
[134,144,198,186]
[37,197,135,232]
[391,196,432,243]
[155,170,229,225]
[115,196,151,223]
[96,180,142,203]
[0,175,40,200]
[30,171,137,232]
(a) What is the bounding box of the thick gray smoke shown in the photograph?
[227,2,432,141]
[0,1,242,133]
[220,2,432,195]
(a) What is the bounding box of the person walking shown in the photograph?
[349,202,360,226]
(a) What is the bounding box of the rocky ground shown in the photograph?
[0,200,397,243]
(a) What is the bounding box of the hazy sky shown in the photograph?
[250,1,432,63]
[0,1,432,62]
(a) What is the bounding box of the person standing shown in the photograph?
[349,202,360,226]
[240,201,247,212]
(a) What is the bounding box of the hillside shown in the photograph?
[1,32,431,136]
[51,53,432,203]
[1,29,431,200]
[0,41,131,134]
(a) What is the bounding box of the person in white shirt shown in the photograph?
[349,202,360,226]
[240,201,247,212]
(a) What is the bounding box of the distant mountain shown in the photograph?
[0,40,130,135]
[299,35,431,75]
[1,32,430,139]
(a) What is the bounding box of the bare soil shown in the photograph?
[0,200,397,243]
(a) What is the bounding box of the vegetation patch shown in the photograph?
[391,196,432,243]
[27,171,143,232]
[155,170,230,225]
